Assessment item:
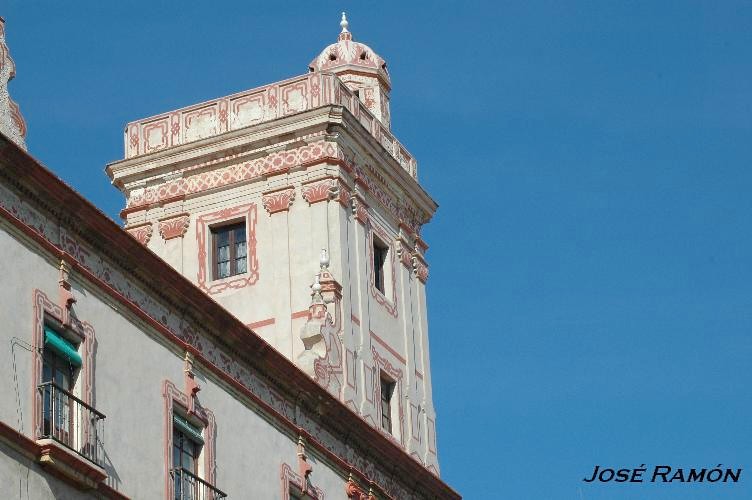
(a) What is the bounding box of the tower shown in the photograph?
[107,14,441,472]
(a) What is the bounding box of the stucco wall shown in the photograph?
[116,124,440,471]
[0,211,443,498]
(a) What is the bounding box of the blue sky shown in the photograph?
[5,1,752,498]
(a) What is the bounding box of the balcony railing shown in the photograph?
[172,467,227,500]
[38,381,106,466]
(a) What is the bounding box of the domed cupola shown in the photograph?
[309,13,392,129]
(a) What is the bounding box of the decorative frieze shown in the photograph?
[158,213,190,240]
[262,186,296,214]
[301,179,332,204]
[0,18,27,150]
[125,222,153,245]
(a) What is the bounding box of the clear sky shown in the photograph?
[5,1,752,499]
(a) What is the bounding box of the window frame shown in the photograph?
[373,237,389,294]
[380,373,396,434]
[210,220,247,281]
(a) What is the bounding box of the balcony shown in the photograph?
[172,467,227,500]
[38,381,106,466]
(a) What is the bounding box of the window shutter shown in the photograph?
[43,327,82,367]
[173,414,205,444]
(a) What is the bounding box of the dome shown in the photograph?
[308,13,391,89]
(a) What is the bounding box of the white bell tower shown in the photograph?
[108,13,442,473]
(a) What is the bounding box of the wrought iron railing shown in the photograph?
[38,381,106,466]
[171,467,227,500]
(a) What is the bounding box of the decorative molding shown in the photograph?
[345,474,376,500]
[125,222,153,245]
[368,223,398,317]
[32,289,95,443]
[414,253,429,284]
[301,178,333,204]
[262,186,296,214]
[125,141,335,210]
[158,213,190,240]
[281,462,323,500]
[247,318,275,330]
[397,241,413,270]
[196,203,259,295]
[372,347,406,447]
[163,379,217,500]
[353,195,369,226]
[0,168,456,498]
[335,179,352,208]
[0,18,27,150]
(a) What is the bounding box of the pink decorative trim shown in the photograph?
[354,197,369,226]
[372,348,405,447]
[247,318,275,330]
[350,314,360,326]
[410,403,421,444]
[346,350,357,390]
[336,180,352,209]
[414,253,429,284]
[301,179,333,204]
[370,331,406,365]
[426,417,437,455]
[31,289,95,441]
[262,186,295,214]
[125,140,336,210]
[415,237,429,253]
[281,462,324,500]
[196,204,258,295]
[163,379,217,500]
[0,201,458,499]
[125,223,153,245]
[368,223,398,317]
[158,213,190,240]
[398,244,413,270]
[291,310,310,320]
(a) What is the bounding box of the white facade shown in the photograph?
[0,14,455,500]
[107,14,440,473]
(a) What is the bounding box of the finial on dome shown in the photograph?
[340,12,349,33]
[338,12,352,41]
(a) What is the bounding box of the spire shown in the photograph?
[0,17,27,150]
[338,12,352,41]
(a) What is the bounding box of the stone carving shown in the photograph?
[0,18,27,150]
[126,223,153,245]
[158,213,190,240]
[262,187,295,214]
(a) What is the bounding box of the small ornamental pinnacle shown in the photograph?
[0,17,27,150]
[338,12,352,41]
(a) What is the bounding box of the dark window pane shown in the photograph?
[212,221,247,280]
[215,229,229,246]
[235,225,246,244]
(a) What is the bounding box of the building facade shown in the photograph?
[0,14,457,500]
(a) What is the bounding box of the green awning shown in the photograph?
[44,327,82,367]
[173,414,204,444]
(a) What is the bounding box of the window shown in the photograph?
[173,420,201,476]
[380,375,395,434]
[373,239,389,294]
[40,326,82,445]
[172,414,224,500]
[211,222,247,280]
